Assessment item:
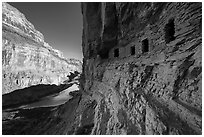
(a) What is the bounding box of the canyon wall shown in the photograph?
[2,3,82,94]
[80,2,202,135]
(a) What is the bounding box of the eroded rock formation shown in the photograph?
[2,3,82,94]
[79,2,202,135]
[2,2,202,135]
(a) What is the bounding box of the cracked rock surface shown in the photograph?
[2,2,202,135]
[79,2,202,135]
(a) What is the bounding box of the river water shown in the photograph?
[20,83,79,109]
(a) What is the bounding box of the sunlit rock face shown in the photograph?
[2,2,44,43]
[2,3,82,94]
[80,2,202,135]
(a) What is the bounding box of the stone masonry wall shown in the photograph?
[79,2,202,135]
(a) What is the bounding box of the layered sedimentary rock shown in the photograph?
[2,3,82,94]
[79,2,202,135]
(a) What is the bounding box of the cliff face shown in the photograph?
[2,3,82,94]
[80,2,202,135]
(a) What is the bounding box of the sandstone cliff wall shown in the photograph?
[2,3,82,94]
[80,2,202,135]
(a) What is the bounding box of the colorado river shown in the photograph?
[20,83,79,109]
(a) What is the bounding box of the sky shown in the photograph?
[8,2,83,61]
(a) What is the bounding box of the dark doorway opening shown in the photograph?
[114,48,119,57]
[131,46,135,55]
[142,39,149,53]
[164,18,175,43]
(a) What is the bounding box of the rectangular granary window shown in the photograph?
[131,46,135,55]
[164,18,175,43]
[142,39,149,53]
[114,48,119,57]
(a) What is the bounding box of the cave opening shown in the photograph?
[114,48,119,57]
[164,18,175,43]
[142,39,149,53]
[130,46,135,55]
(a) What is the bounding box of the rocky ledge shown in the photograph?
[79,2,202,135]
[2,2,202,135]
